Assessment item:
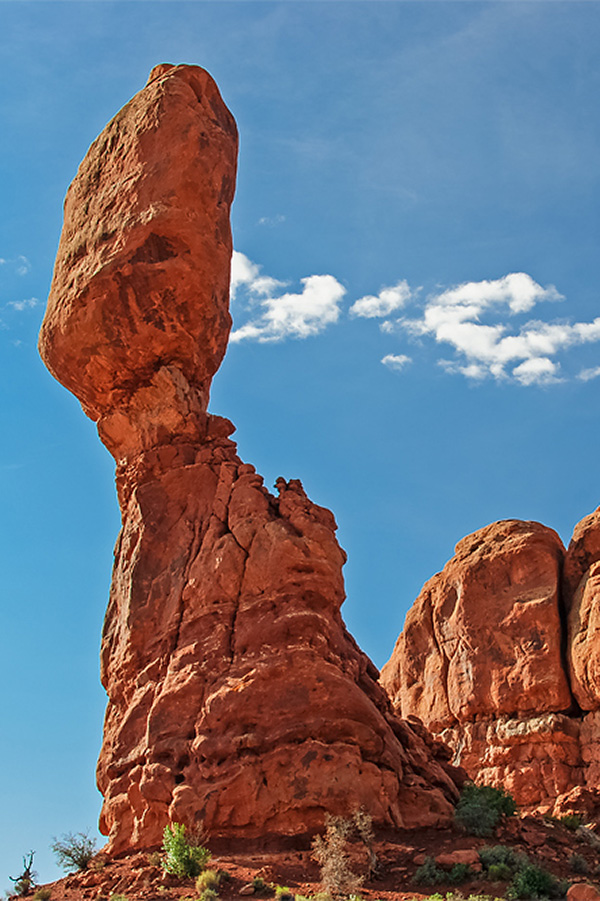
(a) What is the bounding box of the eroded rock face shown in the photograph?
[381,520,583,810]
[382,521,570,730]
[40,63,462,854]
[382,509,600,817]
[565,508,600,712]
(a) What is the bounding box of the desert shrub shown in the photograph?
[352,808,378,877]
[9,851,37,896]
[413,856,445,886]
[479,845,526,872]
[198,890,219,901]
[569,854,588,874]
[449,863,474,884]
[162,822,210,878]
[51,830,96,872]
[561,814,582,831]
[274,886,294,900]
[196,869,221,891]
[109,895,129,901]
[253,876,266,891]
[488,863,513,882]
[32,890,52,900]
[455,784,517,837]
[508,863,562,899]
[460,896,499,901]
[148,851,163,867]
[312,815,364,897]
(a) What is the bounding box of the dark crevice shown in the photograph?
[130,232,177,264]
[556,551,583,717]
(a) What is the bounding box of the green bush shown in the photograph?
[274,886,294,900]
[414,856,446,886]
[560,814,582,831]
[199,890,219,901]
[449,863,474,884]
[196,869,221,891]
[569,854,588,875]
[455,784,517,837]
[509,863,562,899]
[488,863,513,882]
[162,822,210,878]
[479,845,523,870]
[109,895,129,901]
[32,890,52,900]
[51,830,97,872]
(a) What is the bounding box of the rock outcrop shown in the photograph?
[382,512,600,819]
[39,63,463,854]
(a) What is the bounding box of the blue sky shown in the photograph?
[2,0,600,891]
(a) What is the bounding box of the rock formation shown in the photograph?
[39,63,463,854]
[382,512,600,819]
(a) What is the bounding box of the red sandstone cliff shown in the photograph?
[39,63,462,854]
[382,513,600,820]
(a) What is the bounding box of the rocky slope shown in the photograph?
[39,63,463,855]
[381,513,600,819]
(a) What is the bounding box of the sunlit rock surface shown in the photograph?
[39,63,463,853]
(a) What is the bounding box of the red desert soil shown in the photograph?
[30,815,600,901]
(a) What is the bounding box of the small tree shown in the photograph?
[312,815,364,898]
[51,831,96,872]
[162,822,210,878]
[352,807,378,877]
[9,851,37,896]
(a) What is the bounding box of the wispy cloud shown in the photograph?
[382,353,412,372]
[230,251,345,343]
[0,255,31,276]
[578,366,600,382]
[350,280,412,319]
[7,297,38,312]
[257,214,286,227]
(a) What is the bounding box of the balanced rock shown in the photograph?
[39,64,462,854]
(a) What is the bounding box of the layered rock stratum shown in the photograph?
[382,513,600,820]
[39,63,463,854]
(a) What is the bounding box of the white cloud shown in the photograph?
[512,358,561,386]
[230,251,346,343]
[8,297,38,312]
[258,214,285,227]
[229,260,598,386]
[230,250,285,302]
[392,272,598,385]
[350,280,412,319]
[578,366,600,382]
[431,272,562,316]
[381,353,411,372]
[16,256,30,276]
[0,255,31,276]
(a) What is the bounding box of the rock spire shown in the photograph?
[40,64,462,853]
